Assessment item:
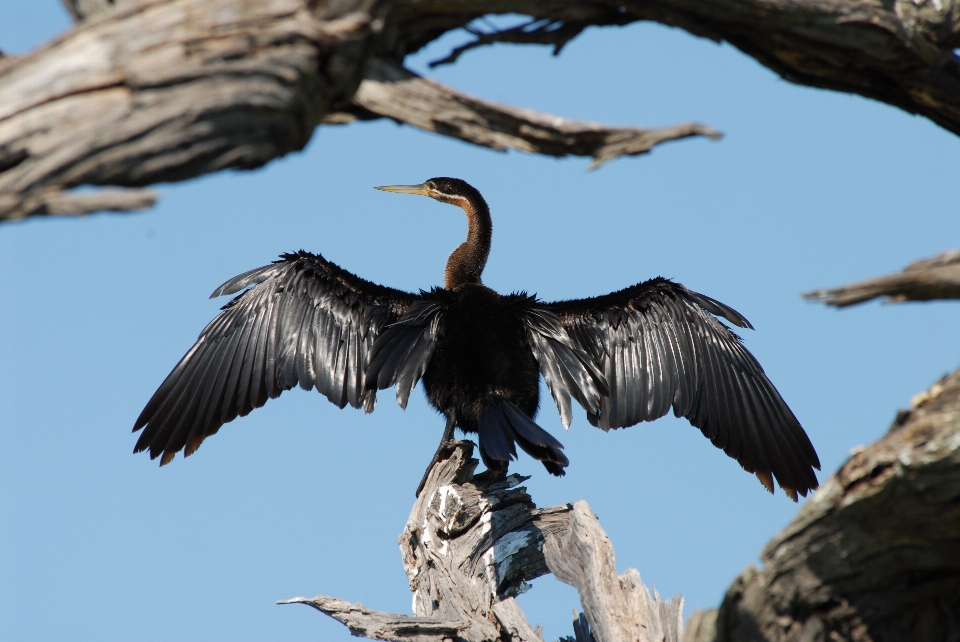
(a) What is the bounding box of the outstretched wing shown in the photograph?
[365,298,445,409]
[519,304,608,429]
[133,251,420,465]
[543,278,820,499]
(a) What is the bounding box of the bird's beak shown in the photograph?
[374,183,430,196]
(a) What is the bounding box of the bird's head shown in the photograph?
[375,177,484,209]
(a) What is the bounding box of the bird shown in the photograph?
[133,177,820,500]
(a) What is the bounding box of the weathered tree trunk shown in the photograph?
[281,441,684,642]
[685,366,960,642]
[2,0,959,221]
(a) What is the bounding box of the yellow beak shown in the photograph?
[374,183,430,196]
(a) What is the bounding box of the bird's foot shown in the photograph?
[471,467,508,487]
[415,438,459,498]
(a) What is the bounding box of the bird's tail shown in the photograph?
[477,398,569,476]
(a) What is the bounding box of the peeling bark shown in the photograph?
[804,250,960,307]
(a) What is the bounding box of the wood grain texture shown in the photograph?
[2,0,956,221]
[804,250,960,307]
[345,57,721,169]
[386,0,960,137]
[685,366,960,642]
[285,441,681,642]
[544,501,684,642]
[1,0,374,221]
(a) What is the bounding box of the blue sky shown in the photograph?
[2,3,959,641]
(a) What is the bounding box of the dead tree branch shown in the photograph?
[804,250,960,307]
[386,0,960,137]
[341,58,721,170]
[0,0,372,222]
[278,596,463,642]
[0,0,953,220]
[0,0,716,222]
[282,441,683,642]
[685,365,960,642]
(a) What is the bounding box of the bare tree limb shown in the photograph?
[278,596,463,642]
[545,501,685,642]
[2,0,718,222]
[284,441,682,642]
[685,366,960,642]
[0,0,947,222]
[339,58,721,169]
[65,0,960,143]
[15,187,159,218]
[385,0,960,138]
[804,250,960,307]
[426,17,620,68]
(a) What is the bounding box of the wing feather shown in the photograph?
[516,304,606,430]
[133,251,420,464]
[544,277,820,499]
[365,300,444,410]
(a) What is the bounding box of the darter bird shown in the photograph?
[133,178,820,499]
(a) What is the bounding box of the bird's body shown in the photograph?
[134,178,820,499]
[421,284,542,431]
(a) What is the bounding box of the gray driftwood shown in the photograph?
[804,250,960,307]
[2,0,960,220]
[282,441,684,642]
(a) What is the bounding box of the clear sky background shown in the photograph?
[2,3,959,641]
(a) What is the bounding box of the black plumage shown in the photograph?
[134,177,820,500]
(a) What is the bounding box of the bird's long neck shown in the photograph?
[445,192,492,290]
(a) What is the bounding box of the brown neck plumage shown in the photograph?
[444,193,492,290]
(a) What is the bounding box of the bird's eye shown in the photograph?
[424,181,435,190]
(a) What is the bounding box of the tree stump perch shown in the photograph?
[282,441,684,642]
